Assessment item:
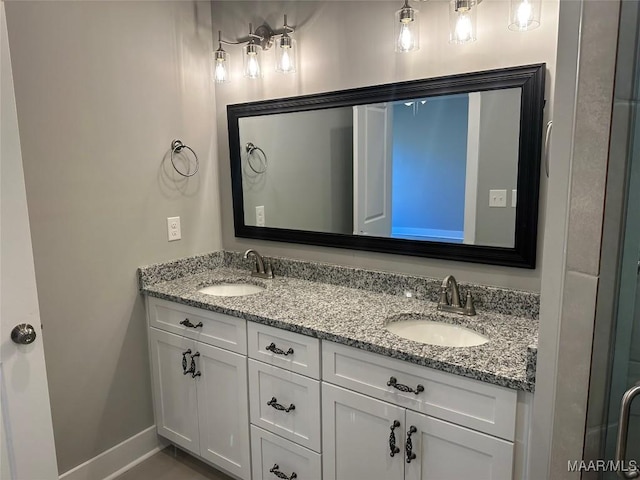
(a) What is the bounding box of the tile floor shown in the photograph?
[114,446,234,480]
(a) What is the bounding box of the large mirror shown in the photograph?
[228,64,545,268]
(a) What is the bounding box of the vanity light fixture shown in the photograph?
[508,0,541,31]
[275,15,296,73]
[392,0,539,52]
[214,17,297,83]
[395,0,420,52]
[449,0,479,44]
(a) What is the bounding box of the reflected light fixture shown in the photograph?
[275,15,296,73]
[509,0,541,31]
[395,0,419,52]
[449,0,478,44]
[213,31,229,84]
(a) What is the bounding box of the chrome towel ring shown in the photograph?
[170,139,199,177]
[246,142,267,174]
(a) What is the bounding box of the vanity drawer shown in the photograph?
[146,297,246,355]
[249,359,321,452]
[322,341,517,441]
[250,425,321,480]
[248,322,320,379]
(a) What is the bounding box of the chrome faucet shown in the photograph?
[437,275,476,316]
[243,249,273,279]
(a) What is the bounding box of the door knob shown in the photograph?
[11,323,37,345]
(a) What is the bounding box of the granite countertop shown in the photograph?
[141,266,538,392]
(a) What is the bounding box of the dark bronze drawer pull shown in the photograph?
[406,425,417,463]
[190,352,201,378]
[180,318,203,329]
[270,464,297,480]
[182,349,193,375]
[387,376,424,395]
[267,397,295,413]
[389,420,401,457]
[266,342,294,356]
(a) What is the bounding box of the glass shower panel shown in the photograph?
[601,13,640,474]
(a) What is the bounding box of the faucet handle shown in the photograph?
[264,262,274,279]
[438,286,448,307]
[464,292,476,316]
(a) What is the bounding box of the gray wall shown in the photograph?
[240,107,353,233]
[212,0,559,292]
[5,1,220,474]
[474,89,520,247]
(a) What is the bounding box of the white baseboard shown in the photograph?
[59,425,166,480]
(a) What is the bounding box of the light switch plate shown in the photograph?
[489,189,507,208]
[512,189,517,208]
[167,216,181,241]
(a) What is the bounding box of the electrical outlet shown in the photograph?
[167,216,181,241]
[512,189,517,208]
[489,190,507,208]
[256,206,265,227]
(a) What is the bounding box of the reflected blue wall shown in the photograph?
[391,95,468,239]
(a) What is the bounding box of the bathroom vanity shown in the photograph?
[140,251,538,480]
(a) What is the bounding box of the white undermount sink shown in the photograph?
[198,283,265,297]
[385,317,489,347]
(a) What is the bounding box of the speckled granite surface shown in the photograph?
[140,251,540,319]
[139,256,539,392]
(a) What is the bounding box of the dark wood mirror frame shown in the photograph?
[228,63,546,268]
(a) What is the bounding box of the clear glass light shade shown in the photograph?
[243,43,262,79]
[508,0,541,31]
[275,36,296,73]
[212,50,229,84]
[395,5,419,52]
[449,0,477,44]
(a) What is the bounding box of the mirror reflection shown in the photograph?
[239,87,521,248]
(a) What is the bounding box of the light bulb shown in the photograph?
[449,0,476,44]
[454,12,473,43]
[247,54,260,78]
[212,48,229,84]
[214,61,227,83]
[509,0,540,31]
[395,2,419,52]
[276,16,297,74]
[280,49,292,72]
[398,23,414,51]
[516,0,533,29]
[276,35,296,73]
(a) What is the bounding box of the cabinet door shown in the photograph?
[404,410,514,480]
[195,341,251,480]
[322,382,405,480]
[148,328,200,454]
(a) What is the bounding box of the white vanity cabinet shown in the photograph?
[322,342,520,480]
[147,298,251,480]
[145,296,530,480]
